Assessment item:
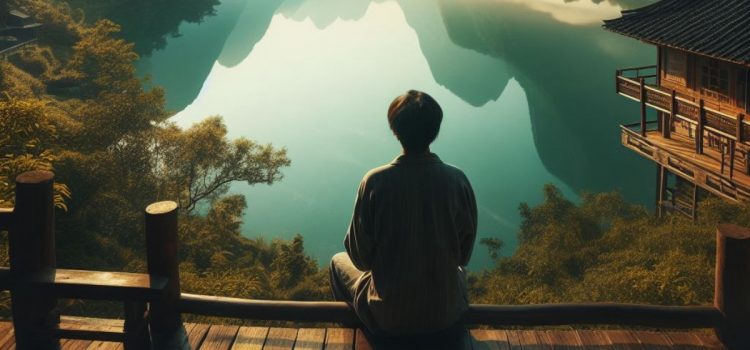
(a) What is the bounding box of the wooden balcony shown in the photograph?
[621,123,750,203]
[616,66,748,144]
[616,66,750,214]
[2,171,750,349]
[0,317,729,349]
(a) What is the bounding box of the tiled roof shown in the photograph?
[603,0,750,66]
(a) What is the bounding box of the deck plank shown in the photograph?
[60,322,93,350]
[632,331,672,350]
[200,325,240,350]
[516,330,552,350]
[506,330,524,350]
[471,329,512,350]
[232,327,269,350]
[353,329,373,350]
[604,330,645,350]
[0,324,14,350]
[577,330,611,348]
[324,328,354,350]
[693,333,725,350]
[545,331,583,349]
[664,332,707,349]
[293,328,325,350]
[263,328,297,350]
[0,321,733,350]
[85,341,122,350]
[187,323,211,349]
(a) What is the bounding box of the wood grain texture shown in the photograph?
[664,332,706,349]
[201,325,239,350]
[506,330,524,350]
[353,329,373,350]
[231,326,268,350]
[263,328,298,350]
[471,329,511,350]
[694,332,726,350]
[516,330,552,350]
[577,330,611,348]
[324,328,354,350]
[545,331,583,349]
[293,329,325,350]
[31,269,167,301]
[604,330,644,350]
[186,323,211,349]
[633,331,672,350]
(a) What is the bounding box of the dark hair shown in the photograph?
[387,90,443,152]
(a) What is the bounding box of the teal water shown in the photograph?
[137,0,656,270]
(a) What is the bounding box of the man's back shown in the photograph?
[344,152,477,334]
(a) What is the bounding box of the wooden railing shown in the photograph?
[1,171,750,349]
[616,66,748,178]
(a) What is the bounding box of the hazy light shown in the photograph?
[494,0,622,25]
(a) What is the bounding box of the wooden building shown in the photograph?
[604,0,750,218]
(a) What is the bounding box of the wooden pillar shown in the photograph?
[715,224,750,349]
[640,78,647,137]
[691,183,699,221]
[665,90,676,139]
[697,100,705,154]
[656,165,666,217]
[145,201,188,349]
[123,301,150,349]
[730,139,736,179]
[9,171,59,350]
[736,114,744,144]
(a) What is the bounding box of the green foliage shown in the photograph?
[153,117,291,213]
[0,0,316,320]
[67,0,220,54]
[0,97,70,209]
[471,185,718,306]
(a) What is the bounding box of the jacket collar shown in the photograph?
[391,152,442,165]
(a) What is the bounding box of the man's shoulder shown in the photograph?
[362,161,469,184]
[362,163,397,183]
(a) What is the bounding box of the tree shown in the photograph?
[0,97,70,209]
[152,117,290,213]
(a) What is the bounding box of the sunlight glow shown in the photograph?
[494,0,622,25]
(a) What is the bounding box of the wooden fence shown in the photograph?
[0,171,749,349]
[616,66,749,179]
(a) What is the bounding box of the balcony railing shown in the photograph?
[1,171,750,349]
[617,66,750,179]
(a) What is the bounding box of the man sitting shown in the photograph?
[330,90,478,336]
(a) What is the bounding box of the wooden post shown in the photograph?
[615,70,620,94]
[698,100,705,154]
[730,139,736,179]
[124,302,150,349]
[715,224,750,349]
[736,114,744,144]
[665,90,676,139]
[656,165,666,217]
[9,171,59,349]
[145,201,188,349]
[640,78,647,137]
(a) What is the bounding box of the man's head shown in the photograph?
[387,90,443,153]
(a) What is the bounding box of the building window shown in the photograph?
[664,49,687,85]
[701,59,730,102]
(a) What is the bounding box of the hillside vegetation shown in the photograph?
[0,0,741,320]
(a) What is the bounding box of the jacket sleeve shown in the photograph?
[344,178,375,271]
[458,177,478,267]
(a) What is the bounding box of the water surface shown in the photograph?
[138,0,656,269]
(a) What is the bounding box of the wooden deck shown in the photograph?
[621,126,750,202]
[0,318,727,349]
